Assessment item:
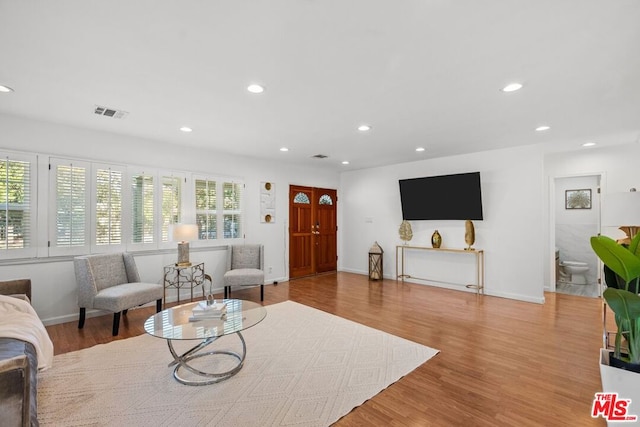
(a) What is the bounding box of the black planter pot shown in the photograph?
[609,352,640,373]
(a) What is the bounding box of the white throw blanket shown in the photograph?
[0,294,54,370]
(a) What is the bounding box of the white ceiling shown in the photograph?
[1,1,639,171]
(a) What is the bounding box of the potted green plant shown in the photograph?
[590,233,640,372]
[591,233,640,422]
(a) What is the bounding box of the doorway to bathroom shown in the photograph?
[553,175,601,298]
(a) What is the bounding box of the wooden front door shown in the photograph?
[289,185,337,279]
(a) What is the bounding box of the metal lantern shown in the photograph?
[368,241,384,280]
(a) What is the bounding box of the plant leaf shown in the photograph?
[591,235,640,284]
[604,288,640,364]
[630,232,640,258]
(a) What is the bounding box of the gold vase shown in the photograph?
[431,230,442,248]
[464,220,476,250]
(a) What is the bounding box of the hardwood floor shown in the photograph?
[45,272,606,426]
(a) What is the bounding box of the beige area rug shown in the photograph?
[38,301,439,426]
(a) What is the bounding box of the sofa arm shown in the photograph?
[0,339,38,427]
[0,279,32,302]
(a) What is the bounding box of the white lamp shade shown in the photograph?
[602,192,640,226]
[171,224,199,242]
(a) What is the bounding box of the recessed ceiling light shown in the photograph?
[535,125,550,132]
[416,147,425,152]
[247,84,264,94]
[0,85,14,93]
[341,161,350,165]
[179,126,192,133]
[582,142,596,147]
[502,83,523,92]
[280,147,289,152]
[357,125,371,132]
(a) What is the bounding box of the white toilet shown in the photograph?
[559,261,589,285]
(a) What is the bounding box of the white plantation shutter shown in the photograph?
[50,159,90,255]
[0,153,36,257]
[161,175,182,243]
[195,178,217,240]
[131,173,154,244]
[223,181,243,239]
[194,177,243,241]
[94,165,123,248]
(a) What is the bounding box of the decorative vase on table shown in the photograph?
[464,220,476,250]
[431,230,442,248]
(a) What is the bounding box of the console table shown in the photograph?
[163,262,206,307]
[396,245,485,294]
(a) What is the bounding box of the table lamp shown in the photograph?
[601,189,640,244]
[172,224,198,266]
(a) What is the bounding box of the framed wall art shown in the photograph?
[565,189,592,209]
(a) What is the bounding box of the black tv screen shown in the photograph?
[399,172,483,220]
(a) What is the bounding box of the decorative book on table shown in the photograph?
[191,300,227,320]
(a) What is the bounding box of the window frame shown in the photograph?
[222,180,243,239]
[192,175,244,247]
[194,176,219,242]
[91,162,126,253]
[48,157,91,257]
[127,166,157,250]
[2,149,247,262]
[158,172,186,250]
[0,151,37,259]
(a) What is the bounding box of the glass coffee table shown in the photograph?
[144,299,267,385]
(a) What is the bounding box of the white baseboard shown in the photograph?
[42,281,288,326]
[340,268,546,304]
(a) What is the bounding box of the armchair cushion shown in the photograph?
[230,245,262,270]
[79,253,129,293]
[224,269,264,287]
[93,282,165,313]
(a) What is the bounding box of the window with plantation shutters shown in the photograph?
[195,178,217,240]
[7,149,249,259]
[50,159,90,255]
[194,177,243,241]
[161,175,182,243]
[223,181,242,238]
[94,165,123,248]
[131,173,154,244]
[0,153,36,258]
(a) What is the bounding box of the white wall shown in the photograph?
[0,113,339,324]
[6,113,637,322]
[544,141,640,288]
[339,144,546,303]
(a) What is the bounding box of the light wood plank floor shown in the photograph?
[45,272,606,426]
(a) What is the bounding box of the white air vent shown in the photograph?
[312,154,328,159]
[94,105,129,119]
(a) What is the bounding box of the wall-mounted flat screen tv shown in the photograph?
[399,172,483,220]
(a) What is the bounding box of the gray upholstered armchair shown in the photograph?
[223,244,265,301]
[74,253,163,336]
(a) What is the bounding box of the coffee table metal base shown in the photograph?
[167,332,246,386]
